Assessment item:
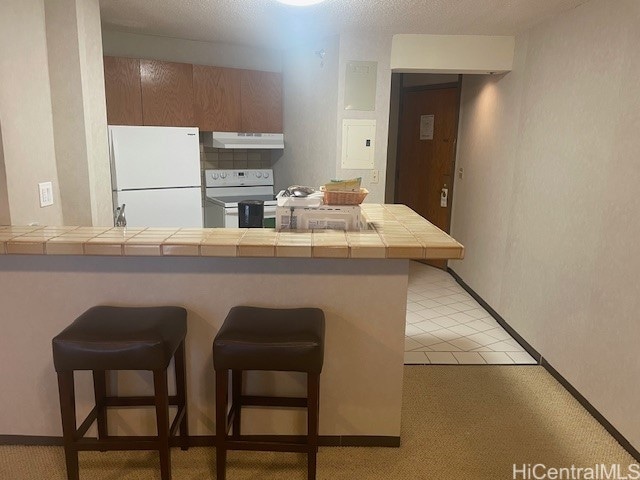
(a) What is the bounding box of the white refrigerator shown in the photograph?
[109,126,203,227]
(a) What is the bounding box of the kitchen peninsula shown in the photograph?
[0,204,463,446]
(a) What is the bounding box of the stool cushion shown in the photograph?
[52,306,187,372]
[213,306,325,374]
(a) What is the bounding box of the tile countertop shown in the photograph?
[0,204,464,260]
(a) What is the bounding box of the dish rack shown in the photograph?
[321,187,369,205]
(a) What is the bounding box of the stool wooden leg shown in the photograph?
[57,371,79,480]
[307,373,320,480]
[174,341,189,450]
[215,369,228,480]
[92,370,108,442]
[231,370,242,439]
[153,369,171,480]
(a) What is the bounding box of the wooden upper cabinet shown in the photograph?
[193,65,242,132]
[140,60,195,127]
[103,56,143,125]
[103,57,283,132]
[240,70,283,133]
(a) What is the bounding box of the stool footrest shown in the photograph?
[104,395,180,407]
[240,395,308,408]
[73,405,188,442]
[67,435,190,453]
[74,436,161,451]
[225,439,314,454]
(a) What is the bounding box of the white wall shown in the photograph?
[45,0,112,226]
[391,34,514,74]
[0,0,110,227]
[0,124,10,224]
[45,0,94,226]
[276,33,392,200]
[451,0,640,450]
[0,0,64,225]
[102,30,283,72]
[76,0,113,226]
[273,36,339,194]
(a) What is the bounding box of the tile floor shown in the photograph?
[404,262,537,365]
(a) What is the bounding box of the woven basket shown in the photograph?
[321,187,369,205]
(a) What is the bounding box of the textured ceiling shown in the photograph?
[99,0,588,50]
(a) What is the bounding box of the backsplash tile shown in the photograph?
[233,151,248,162]
[200,146,272,172]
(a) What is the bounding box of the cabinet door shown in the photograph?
[193,65,242,132]
[240,70,283,133]
[140,60,195,127]
[103,56,143,125]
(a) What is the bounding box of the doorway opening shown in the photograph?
[387,75,536,366]
[385,73,461,269]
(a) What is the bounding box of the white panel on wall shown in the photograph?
[344,61,377,111]
[391,34,514,74]
[341,119,376,169]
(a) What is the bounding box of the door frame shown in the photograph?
[393,75,463,235]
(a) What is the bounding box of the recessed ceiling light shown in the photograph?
[275,0,327,6]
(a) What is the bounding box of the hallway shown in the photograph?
[405,262,536,365]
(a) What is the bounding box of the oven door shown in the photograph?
[224,204,276,228]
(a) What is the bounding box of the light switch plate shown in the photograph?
[371,170,379,184]
[38,182,54,207]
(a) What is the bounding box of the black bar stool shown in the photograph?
[52,306,189,480]
[212,306,325,480]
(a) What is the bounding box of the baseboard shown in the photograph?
[447,267,640,462]
[0,435,64,446]
[540,358,640,462]
[447,267,542,364]
[0,434,399,448]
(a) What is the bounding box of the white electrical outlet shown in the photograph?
[371,169,379,184]
[38,182,54,207]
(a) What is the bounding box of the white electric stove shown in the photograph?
[204,169,277,228]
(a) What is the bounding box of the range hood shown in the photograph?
[200,131,284,149]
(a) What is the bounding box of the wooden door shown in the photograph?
[193,65,242,132]
[395,86,460,268]
[140,60,195,127]
[103,56,143,125]
[240,70,283,133]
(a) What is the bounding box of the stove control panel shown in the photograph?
[205,169,273,187]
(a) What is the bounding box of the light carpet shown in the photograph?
[1,366,636,479]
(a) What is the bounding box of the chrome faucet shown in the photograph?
[114,204,127,227]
